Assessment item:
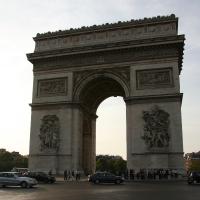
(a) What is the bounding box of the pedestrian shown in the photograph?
[75,171,78,181]
[48,169,52,176]
[72,170,75,180]
[68,170,71,180]
[64,169,67,180]
[75,171,81,181]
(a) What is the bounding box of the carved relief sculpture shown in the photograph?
[73,67,130,94]
[39,115,60,151]
[136,68,173,89]
[142,106,170,148]
[37,78,67,97]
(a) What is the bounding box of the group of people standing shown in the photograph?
[63,170,81,181]
[123,168,181,180]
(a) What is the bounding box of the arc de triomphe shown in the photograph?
[27,14,185,174]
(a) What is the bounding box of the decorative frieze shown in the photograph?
[34,21,177,52]
[37,78,68,97]
[136,68,173,89]
[33,45,178,71]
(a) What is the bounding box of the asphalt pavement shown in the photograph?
[0,180,199,200]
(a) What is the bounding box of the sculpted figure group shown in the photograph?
[39,115,60,151]
[142,106,170,148]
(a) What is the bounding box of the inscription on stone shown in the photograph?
[37,78,68,97]
[136,68,173,89]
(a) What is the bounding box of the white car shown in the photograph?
[0,172,38,188]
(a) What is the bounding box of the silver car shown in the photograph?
[0,172,38,188]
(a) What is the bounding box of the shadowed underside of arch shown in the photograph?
[78,76,126,114]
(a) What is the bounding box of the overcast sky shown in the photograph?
[0,0,199,158]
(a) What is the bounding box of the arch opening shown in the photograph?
[78,76,127,174]
[96,97,126,159]
[79,76,126,114]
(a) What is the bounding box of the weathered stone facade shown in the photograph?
[27,14,185,174]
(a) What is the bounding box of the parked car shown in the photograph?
[0,172,37,188]
[188,171,200,184]
[88,172,124,184]
[11,167,29,174]
[26,171,56,183]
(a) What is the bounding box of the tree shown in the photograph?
[96,155,126,175]
[0,149,28,172]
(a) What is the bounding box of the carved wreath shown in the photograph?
[142,106,170,148]
[39,115,60,151]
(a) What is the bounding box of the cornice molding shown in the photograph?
[30,101,98,119]
[27,35,184,60]
[29,44,183,74]
[125,93,183,104]
[30,101,81,110]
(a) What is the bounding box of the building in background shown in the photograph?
[184,151,200,172]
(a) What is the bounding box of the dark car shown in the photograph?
[26,172,56,183]
[188,171,200,184]
[88,172,124,184]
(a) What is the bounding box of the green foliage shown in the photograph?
[96,155,126,175]
[0,149,28,172]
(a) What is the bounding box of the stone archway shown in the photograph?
[75,73,128,174]
[27,15,185,174]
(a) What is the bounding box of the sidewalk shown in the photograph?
[55,176,187,183]
[55,176,88,183]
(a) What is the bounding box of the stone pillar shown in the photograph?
[126,99,184,172]
[126,62,184,172]
[91,118,96,173]
[29,105,77,175]
[82,114,96,174]
[57,106,74,174]
[126,102,134,171]
[71,107,83,171]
